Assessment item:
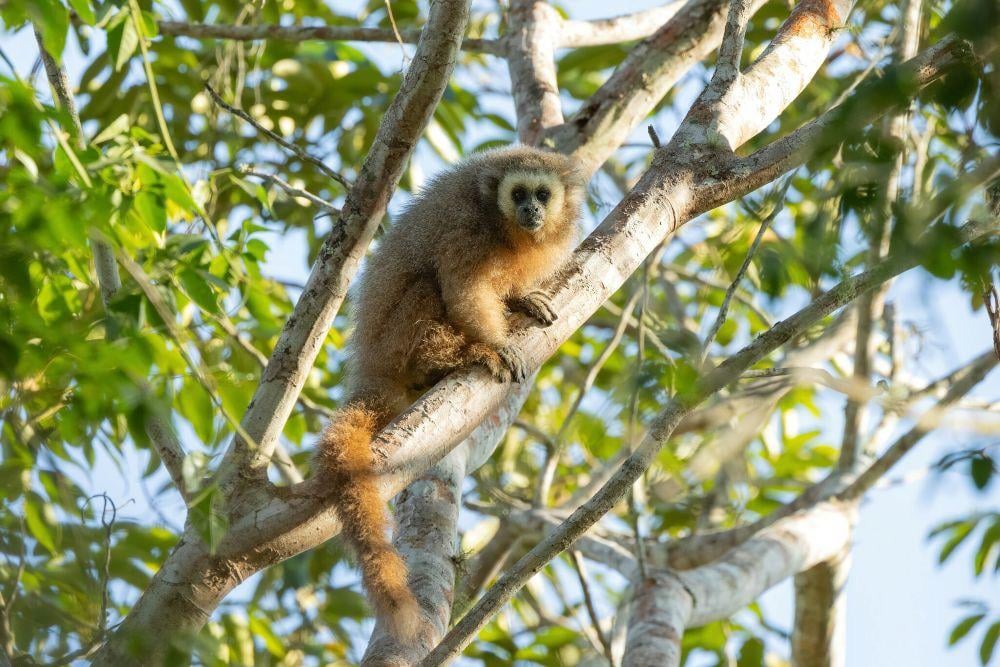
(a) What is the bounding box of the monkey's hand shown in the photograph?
[510,290,558,327]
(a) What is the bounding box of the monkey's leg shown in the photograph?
[314,379,422,639]
[508,289,558,326]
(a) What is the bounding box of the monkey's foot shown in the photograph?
[498,345,530,383]
[513,290,558,326]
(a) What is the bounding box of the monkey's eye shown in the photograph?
[536,187,550,204]
[512,186,528,203]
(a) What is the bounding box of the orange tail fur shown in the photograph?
[315,403,421,639]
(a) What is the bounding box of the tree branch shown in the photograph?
[559,2,687,48]
[361,381,533,663]
[205,83,349,188]
[622,502,853,667]
[506,0,564,144]
[550,0,765,172]
[157,20,502,55]
[700,0,856,151]
[712,0,754,86]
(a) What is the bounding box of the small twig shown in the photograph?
[569,550,614,664]
[383,0,409,63]
[80,493,123,636]
[984,281,1000,361]
[700,176,793,364]
[204,82,350,188]
[647,124,661,148]
[712,0,753,86]
[238,165,341,215]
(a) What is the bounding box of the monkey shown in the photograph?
[313,146,585,638]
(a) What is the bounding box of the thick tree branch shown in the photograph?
[506,0,564,144]
[622,502,853,667]
[361,381,533,664]
[157,20,502,54]
[550,0,766,172]
[792,548,850,667]
[700,0,855,151]
[559,2,687,47]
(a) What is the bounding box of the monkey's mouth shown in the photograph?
[517,209,544,231]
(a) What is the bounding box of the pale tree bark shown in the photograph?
[506,0,564,144]
[623,503,855,667]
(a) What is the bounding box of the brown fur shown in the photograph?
[315,146,584,637]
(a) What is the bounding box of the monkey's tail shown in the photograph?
[315,401,422,640]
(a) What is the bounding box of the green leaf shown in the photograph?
[951,613,986,645]
[92,113,131,144]
[971,456,994,490]
[28,0,69,60]
[25,495,58,555]
[177,382,215,444]
[67,0,96,25]
[939,522,975,563]
[248,615,287,657]
[108,10,139,71]
[981,622,1000,666]
[179,268,220,315]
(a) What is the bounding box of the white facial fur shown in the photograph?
[498,170,565,224]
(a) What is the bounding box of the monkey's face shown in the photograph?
[498,171,566,235]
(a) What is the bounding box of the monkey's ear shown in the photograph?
[478,166,503,205]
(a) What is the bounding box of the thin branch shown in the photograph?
[559,2,687,48]
[700,176,792,363]
[238,165,341,215]
[712,0,753,86]
[839,350,999,500]
[205,83,349,188]
[569,550,614,664]
[158,20,503,55]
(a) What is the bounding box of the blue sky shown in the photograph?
[3,0,998,664]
